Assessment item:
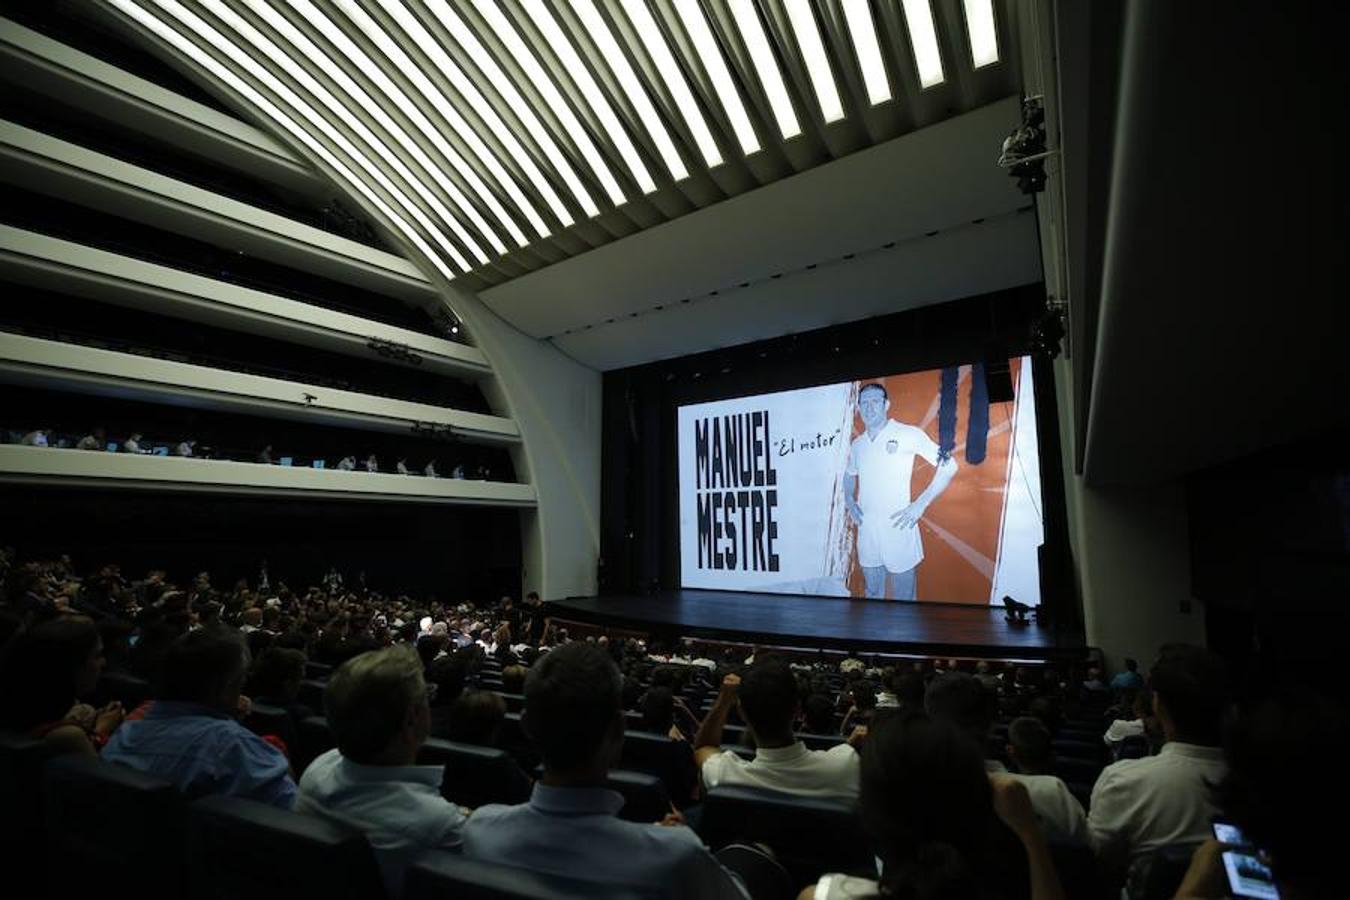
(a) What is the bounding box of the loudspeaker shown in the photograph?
[985,357,1015,403]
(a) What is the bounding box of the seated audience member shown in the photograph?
[297,646,465,898]
[1174,689,1347,900]
[446,690,508,746]
[801,692,837,735]
[1103,688,1152,756]
[462,643,747,897]
[500,664,527,694]
[102,627,296,808]
[247,646,313,723]
[1110,658,1145,693]
[122,433,147,454]
[893,670,928,713]
[928,670,1085,844]
[425,652,469,739]
[0,615,124,757]
[975,659,1003,692]
[1001,717,1089,845]
[808,712,1063,900]
[1087,645,1229,897]
[697,657,863,802]
[840,680,877,734]
[1080,666,1110,700]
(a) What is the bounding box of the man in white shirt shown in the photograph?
[696,657,863,802]
[175,440,195,457]
[122,433,147,454]
[462,643,747,898]
[997,716,1089,844]
[20,429,50,446]
[1088,645,1230,898]
[297,646,466,898]
[842,383,958,600]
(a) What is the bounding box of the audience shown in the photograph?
[1175,688,1346,900]
[697,657,863,802]
[462,643,748,897]
[1087,644,1229,897]
[0,614,123,757]
[808,712,1062,900]
[102,626,296,807]
[1110,658,1145,693]
[1002,717,1088,844]
[296,646,465,897]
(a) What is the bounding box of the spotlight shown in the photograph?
[998,96,1051,195]
[1029,305,1067,359]
[1002,595,1032,627]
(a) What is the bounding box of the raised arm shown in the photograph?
[693,674,740,768]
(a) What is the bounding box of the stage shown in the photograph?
[547,590,1086,661]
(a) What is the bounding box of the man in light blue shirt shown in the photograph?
[462,643,748,898]
[1109,658,1146,693]
[103,627,295,808]
[296,645,467,898]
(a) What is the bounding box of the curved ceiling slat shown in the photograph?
[103,0,1018,292]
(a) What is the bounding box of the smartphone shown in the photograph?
[1213,821,1249,846]
[1222,850,1279,899]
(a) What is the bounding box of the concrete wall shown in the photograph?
[1053,356,1205,670]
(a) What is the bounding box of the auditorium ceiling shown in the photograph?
[99,1,1038,368]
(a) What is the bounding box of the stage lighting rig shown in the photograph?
[1028,303,1067,359]
[431,307,463,340]
[411,421,457,443]
[998,96,1052,195]
[365,336,424,366]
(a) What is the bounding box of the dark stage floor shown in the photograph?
[548,590,1085,661]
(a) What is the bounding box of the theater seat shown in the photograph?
[44,755,187,899]
[187,794,385,900]
[607,769,671,823]
[404,850,648,900]
[494,691,525,713]
[620,731,697,808]
[295,715,336,776]
[1052,738,1103,761]
[1048,839,1110,900]
[297,678,328,712]
[698,785,871,885]
[244,702,298,756]
[304,661,332,680]
[93,671,152,709]
[438,741,532,809]
[0,731,49,866]
[1054,756,1103,786]
[1141,842,1202,900]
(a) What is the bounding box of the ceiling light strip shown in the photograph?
[426,0,600,218]
[153,0,483,269]
[109,0,468,280]
[727,0,800,141]
[286,0,534,251]
[901,0,946,88]
[520,0,655,195]
[249,0,526,251]
[784,0,844,122]
[618,0,720,169]
[674,0,759,154]
[841,0,892,106]
[962,0,1000,68]
[374,0,574,228]
[572,0,689,179]
[470,0,625,207]
[209,1,504,260]
[333,0,552,238]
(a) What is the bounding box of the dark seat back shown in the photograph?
[0,731,49,865]
[93,672,153,709]
[1054,755,1103,786]
[1048,839,1110,900]
[297,678,328,712]
[295,715,336,776]
[1141,842,1202,900]
[620,731,697,807]
[607,769,671,823]
[44,755,187,899]
[698,785,870,885]
[438,740,532,808]
[404,850,651,900]
[494,691,525,713]
[244,702,298,757]
[187,794,385,900]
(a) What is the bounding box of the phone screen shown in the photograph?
[1222,850,1279,899]
[1213,822,1248,846]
